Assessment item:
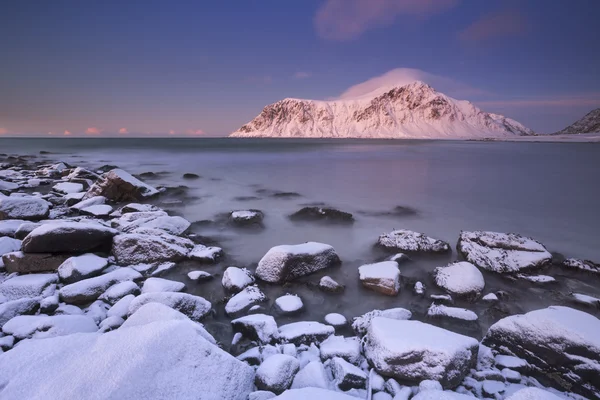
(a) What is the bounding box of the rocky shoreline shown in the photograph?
[1,153,599,400]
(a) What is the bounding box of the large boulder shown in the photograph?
[457,231,552,273]
[483,306,600,398]
[0,197,50,220]
[128,292,212,322]
[358,261,401,296]
[433,261,485,299]
[0,319,255,400]
[2,314,98,340]
[83,168,159,202]
[112,232,191,265]
[377,230,450,253]
[57,254,109,284]
[255,242,341,283]
[231,314,279,344]
[0,273,57,301]
[364,318,479,389]
[59,267,142,304]
[21,222,117,254]
[2,251,69,273]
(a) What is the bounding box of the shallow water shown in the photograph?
[2,138,599,347]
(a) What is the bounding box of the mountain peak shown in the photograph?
[554,108,600,135]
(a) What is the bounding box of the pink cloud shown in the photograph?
[118,128,129,134]
[293,71,311,79]
[186,129,205,136]
[85,127,101,135]
[459,10,527,44]
[169,129,176,135]
[315,0,459,41]
[0,128,8,135]
[63,130,72,136]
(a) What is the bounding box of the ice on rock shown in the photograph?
[319,275,344,292]
[291,360,330,389]
[81,204,114,217]
[52,182,83,194]
[427,303,478,321]
[273,388,357,400]
[0,319,255,400]
[352,307,412,336]
[0,196,50,220]
[2,314,97,340]
[331,357,367,390]
[255,354,300,394]
[457,231,552,273]
[231,314,279,344]
[188,270,213,281]
[0,237,21,257]
[434,261,484,298]
[128,292,212,321]
[141,277,185,293]
[112,232,191,265]
[278,321,334,345]
[325,313,347,327]
[505,387,563,400]
[106,294,135,319]
[225,285,267,316]
[57,254,108,284]
[364,318,479,389]
[275,294,303,314]
[222,267,255,292]
[0,298,40,326]
[99,280,140,304]
[377,229,450,253]
[358,261,401,296]
[255,242,341,283]
[319,335,362,365]
[59,267,142,304]
[0,273,57,301]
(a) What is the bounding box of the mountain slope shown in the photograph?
[230,81,534,139]
[553,108,600,135]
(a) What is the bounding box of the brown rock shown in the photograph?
[83,169,159,202]
[2,251,69,273]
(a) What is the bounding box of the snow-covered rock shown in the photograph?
[137,215,191,235]
[230,210,264,225]
[98,280,140,304]
[352,308,412,336]
[230,81,533,139]
[0,196,50,220]
[256,242,341,283]
[0,319,255,400]
[358,261,401,296]
[516,274,555,283]
[482,293,498,302]
[563,258,600,274]
[457,231,552,273]
[249,391,277,400]
[80,204,113,217]
[0,179,19,192]
[419,380,443,392]
[364,318,479,388]
[98,315,124,332]
[2,314,97,340]
[225,285,267,316]
[434,261,484,298]
[0,298,40,326]
[325,313,347,327]
[255,354,300,394]
[273,388,357,399]
[0,273,57,301]
[483,306,600,398]
[0,219,28,237]
[0,237,21,257]
[222,267,255,292]
[187,270,212,281]
[106,294,135,319]
[319,335,362,365]
[331,357,367,390]
[141,277,185,293]
[22,222,117,253]
[289,207,354,224]
[52,181,83,194]
[377,230,449,253]
[572,292,600,307]
[291,360,330,389]
[278,321,334,345]
[83,168,159,202]
[57,254,108,284]
[231,314,279,344]
[2,251,69,274]
[319,276,344,292]
[189,244,223,263]
[427,303,478,321]
[112,232,191,265]
[412,391,474,400]
[414,281,425,295]
[275,294,304,314]
[505,387,563,400]
[111,210,168,231]
[494,355,529,371]
[128,292,212,321]
[59,267,142,304]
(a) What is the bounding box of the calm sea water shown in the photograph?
[2,138,599,344]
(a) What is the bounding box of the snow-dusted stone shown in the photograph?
[22,222,117,253]
[83,168,159,202]
[494,355,529,371]
[0,335,15,351]
[222,267,255,292]
[289,207,354,224]
[98,315,124,333]
[273,388,357,400]
[0,179,19,191]
[128,292,212,321]
[358,261,401,296]
[434,261,484,299]
[377,230,450,253]
[231,314,279,344]
[414,281,425,295]
[2,251,69,273]
[0,237,21,256]
[0,273,57,301]
[40,294,59,314]
[572,292,600,307]
[325,313,347,327]
[0,197,50,220]
[189,244,223,263]
[505,387,563,400]
[237,346,262,365]
[187,270,212,281]
[483,306,600,398]
[0,219,28,237]
[112,232,190,265]
[99,281,140,304]
[291,360,330,389]
[120,203,160,214]
[412,391,475,400]
[2,314,97,340]
[65,167,100,181]
[331,357,367,390]
[457,231,552,273]
[249,391,277,400]
[275,294,303,314]
[111,210,169,232]
[106,294,135,319]
[256,242,341,283]
[70,195,106,211]
[352,308,412,336]
[52,181,83,194]
[64,192,86,206]
[563,258,600,274]
[80,204,113,218]
[57,254,108,284]
[0,319,255,400]
[419,380,443,391]
[482,293,498,302]
[255,354,300,394]
[230,210,264,225]
[319,335,361,365]
[138,215,191,235]
[85,300,108,324]
[501,368,521,383]
[54,303,84,316]
[278,321,334,345]
[150,261,177,276]
[141,277,185,293]
[427,303,478,322]
[389,253,409,263]
[319,275,344,293]
[364,318,479,389]
[0,298,40,326]
[225,285,267,316]
[372,392,392,400]
[59,267,142,304]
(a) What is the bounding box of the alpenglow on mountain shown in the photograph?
[553,108,600,135]
[230,81,534,139]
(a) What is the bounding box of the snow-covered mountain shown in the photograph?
[553,108,600,135]
[230,81,534,139]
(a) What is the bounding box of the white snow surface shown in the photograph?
[278,321,335,344]
[57,254,108,283]
[255,354,300,393]
[434,261,484,297]
[358,261,401,295]
[427,303,479,321]
[0,237,22,256]
[59,267,141,303]
[505,387,564,400]
[352,308,412,336]
[188,244,222,261]
[0,273,57,301]
[222,266,255,292]
[275,294,304,313]
[52,182,84,194]
[231,313,279,344]
[106,294,135,319]
[2,314,97,340]
[0,179,19,191]
[291,361,330,390]
[572,292,600,305]
[225,285,267,315]
[187,270,212,280]
[98,281,139,304]
[0,219,28,237]
[26,221,116,239]
[319,335,362,365]
[0,197,49,219]
[128,291,212,321]
[81,204,114,217]
[274,388,357,399]
[516,274,556,283]
[378,229,449,253]
[325,313,347,327]
[141,277,185,293]
[71,195,106,210]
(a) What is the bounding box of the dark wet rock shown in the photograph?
[96,164,119,173]
[234,196,261,201]
[289,207,354,224]
[377,230,450,253]
[13,222,41,240]
[271,191,301,199]
[255,242,341,284]
[0,197,50,221]
[358,205,419,218]
[230,209,264,226]
[83,169,159,202]
[331,357,367,390]
[2,251,70,273]
[278,321,334,345]
[563,258,600,274]
[255,354,300,394]
[457,231,552,273]
[183,173,201,179]
[318,276,345,293]
[22,222,117,254]
[483,306,600,398]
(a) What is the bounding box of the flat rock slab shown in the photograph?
[22,222,117,254]
[0,197,50,221]
[377,230,450,253]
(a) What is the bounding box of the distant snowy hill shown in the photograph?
[553,108,600,135]
[230,81,534,139]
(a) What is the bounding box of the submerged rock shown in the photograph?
[318,276,344,293]
[434,261,484,299]
[22,222,117,254]
[83,168,159,202]
[457,231,552,273]
[377,230,450,253]
[256,242,341,284]
[0,196,50,220]
[289,207,354,224]
[563,258,600,274]
[358,261,401,296]
[230,210,264,226]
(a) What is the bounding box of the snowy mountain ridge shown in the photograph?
[553,108,600,135]
[230,81,534,139]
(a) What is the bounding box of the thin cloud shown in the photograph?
[85,127,101,135]
[459,10,527,44]
[315,0,459,41]
[294,72,311,79]
[63,130,72,136]
[118,128,129,134]
[169,129,176,135]
[0,128,8,135]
